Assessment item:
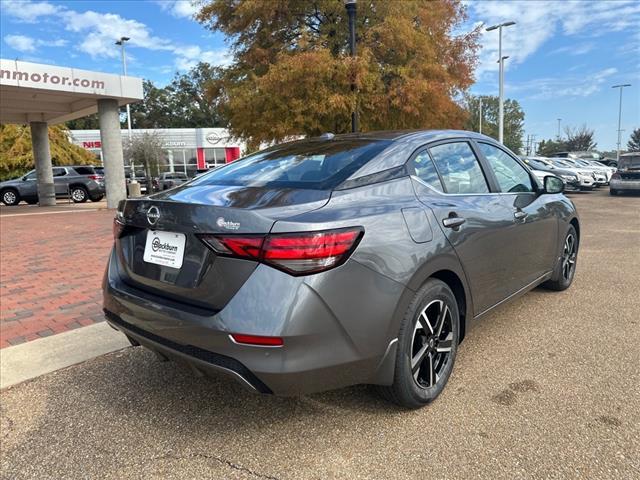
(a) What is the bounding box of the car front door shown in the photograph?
[475,141,558,290]
[20,171,38,198]
[410,140,520,315]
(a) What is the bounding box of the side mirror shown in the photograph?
[544,175,564,194]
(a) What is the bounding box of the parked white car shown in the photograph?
[537,157,596,190]
[556,158,608,185]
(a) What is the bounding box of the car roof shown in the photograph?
[320,129,504,180]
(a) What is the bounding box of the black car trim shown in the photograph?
[103,310,273,394]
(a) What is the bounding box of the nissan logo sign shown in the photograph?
[206,132,222,145]
[147,206,160,226]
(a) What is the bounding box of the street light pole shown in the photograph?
[612,83,631,162]
[557,118,562,140]
[344,0,358,133]
[115,36,134,180]
[486,21,515,144]
[479,97,483,134]
[115,37,132,141]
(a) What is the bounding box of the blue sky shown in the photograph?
[1,0,639,151]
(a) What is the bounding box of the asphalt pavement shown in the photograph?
[1,188,639,479]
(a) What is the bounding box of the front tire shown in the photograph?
[70,186,88,203]
[543,225,578,291]
[381,279,459,409]
[1,189,20,206]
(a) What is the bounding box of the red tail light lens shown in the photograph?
[230,334,284,347]
[88,175,103,181]
[199,227,363,275]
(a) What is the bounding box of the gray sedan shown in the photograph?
[104,130,579,408]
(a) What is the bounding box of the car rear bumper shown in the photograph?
[610,178,640,191]
[103,248,404,395]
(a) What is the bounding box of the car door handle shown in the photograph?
[514,210,528,220]
[442,217,466,229]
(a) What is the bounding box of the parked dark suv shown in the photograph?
[0,165,105,205]
[610,152,640,195]
[104,130,579,408]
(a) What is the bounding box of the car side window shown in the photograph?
[52,168,67,177]
[409,151,443,192]
[24,171,37,180]
[428,142,489,194]
[478,143,534,193]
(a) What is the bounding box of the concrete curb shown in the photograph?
[0,322,130,389]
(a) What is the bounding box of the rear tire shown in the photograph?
[70,186,88,203]
[610,189,618,196]
[543,225,578,291]
[1,189,20,206]
[90,194,104,202]
[381,279,459,409]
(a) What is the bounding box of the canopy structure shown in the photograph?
[0,59,143,207]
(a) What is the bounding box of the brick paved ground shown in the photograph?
[0,208,114,348]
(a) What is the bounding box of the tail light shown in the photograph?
[611,172,621,180]
[230,334,283,347]
[199,227,363,275]
[88,175,103,181]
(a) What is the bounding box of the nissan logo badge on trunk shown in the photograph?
[147,206,160,226]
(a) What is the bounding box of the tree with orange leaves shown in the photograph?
[197,0,480,149]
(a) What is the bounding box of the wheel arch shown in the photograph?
[569,217,580,241]
[429,269,468,343]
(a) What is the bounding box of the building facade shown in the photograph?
[70,128,243,177]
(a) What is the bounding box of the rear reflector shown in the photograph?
[230,334,284,347]
[199,227,363,275]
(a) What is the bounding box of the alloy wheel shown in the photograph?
[3,191,16,205]
[411,299,454,389]
[71,188,86,202]
[562,233,577,281]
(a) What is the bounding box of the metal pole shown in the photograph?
[498,26,504,144]
[345,1,358,133]
[120,44,133,141]
[557,118,561,140]
[479,97,483,134]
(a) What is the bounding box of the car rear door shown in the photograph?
[52,167,69,196]
[409,140,518,315]
[474,141,558,289]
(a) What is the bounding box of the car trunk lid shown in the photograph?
[115,184,330,311]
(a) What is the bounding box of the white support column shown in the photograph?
[30,121,55,206]
[97,99,127,208]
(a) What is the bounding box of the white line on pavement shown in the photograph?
[1,209,104,218]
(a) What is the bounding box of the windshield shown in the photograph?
[190,139,391,190]
[528,159,551,170]
[553,160,573,168]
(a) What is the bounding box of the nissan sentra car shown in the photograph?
[103,130,579,408]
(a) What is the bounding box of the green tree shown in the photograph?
[627,127,640,151]
[196,0,480,148]
[464,95,525,153]
[124,131,165,192]
[536,139,567,157]
[563,125,596,151]
[0,124,95,181]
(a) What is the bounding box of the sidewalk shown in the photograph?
[0,205,114,348]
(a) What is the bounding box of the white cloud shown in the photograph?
[174,45,231,70]
[61,10,175,58]
[1,0,230,72]
[155,1,199,19]
[549,42,594,56]
[0,0,60,23]
[3,34,67,53]
[468,0,640,76]
[508,67,618,100]
[4,34,36,52]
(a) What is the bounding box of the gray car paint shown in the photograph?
[103,130,579,395]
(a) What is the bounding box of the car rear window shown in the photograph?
[73,166,95,175]
[619,155,640,169]
[190,139,391,190]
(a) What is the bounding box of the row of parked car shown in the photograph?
[521,151,640,195]
[0,167,193,206]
